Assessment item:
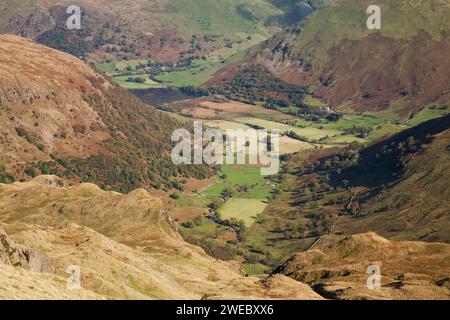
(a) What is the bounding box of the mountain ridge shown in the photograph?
[0,175,324,300]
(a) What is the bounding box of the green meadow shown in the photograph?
[220,198,268,227]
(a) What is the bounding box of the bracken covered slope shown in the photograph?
[0,35,211,192]
[0,0,323,61]
[0,176,323,300]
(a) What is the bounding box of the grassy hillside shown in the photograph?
[165,0,279,35]
[279,0,450,62]
[230,0,450,114]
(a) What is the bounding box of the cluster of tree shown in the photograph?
[220,188,234,200]
[342,125,372,138]
[126,77,146,84]
[179,86,210,98]
[113,59,194,80]
[205,65,308,108]
[37,27,92,57]
[0,165,14,184]
[317,142,363,173]
[316,132,429,190]
[430,104,448,110]
[286,130,308,142]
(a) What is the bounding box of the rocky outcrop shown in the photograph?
[274,233,450,300]
[0,229,28,268]
[0,229,54,273]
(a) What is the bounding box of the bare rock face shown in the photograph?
[25,249,55,273]
[0,229,28,268]
[0,229,54,273]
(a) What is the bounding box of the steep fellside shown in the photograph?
[0,35,211,192]
[0,0,322,62]
[0,176,323,300]
[332,114,450,242]
[273,233,450,300]
[212,0,450,115]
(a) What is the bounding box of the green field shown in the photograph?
[242,263,268,276]
[154,48,249,87]
[113,75,165,89]
[236,117,341,140]
[366,124,404,141]
[96,62,117,74]
[176,194,207,208]
[199,165,273,227]
[408,106,449,126]
[321,114,387,130]
[201,165,271,200]
[219,198,268,227]
[96,59,148,74]
[303,95,327,108]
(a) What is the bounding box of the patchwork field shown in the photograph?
[235,117,341,140]
[204,120,312,155]
[317,114,386,130]
[96,30,267,89]
[153,36,263,87]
